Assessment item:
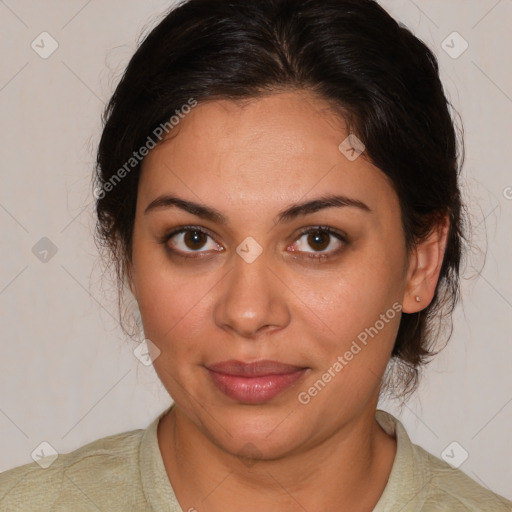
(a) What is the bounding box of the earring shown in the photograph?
[415,296,421,302]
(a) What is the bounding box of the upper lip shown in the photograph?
[206,360,307,376]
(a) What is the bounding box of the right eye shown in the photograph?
[161,226,224,258]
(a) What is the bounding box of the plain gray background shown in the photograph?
[1,0,511,500]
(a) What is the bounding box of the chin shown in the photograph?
[198,405,310,462]
[219,430,301,463]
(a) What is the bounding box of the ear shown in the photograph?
[402,215,450,313]
[126,260,138,299]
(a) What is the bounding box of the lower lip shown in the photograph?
[207,369,308,404]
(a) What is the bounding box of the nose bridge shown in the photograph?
[213,248,290,338]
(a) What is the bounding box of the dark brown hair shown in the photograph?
[94,0,467,396]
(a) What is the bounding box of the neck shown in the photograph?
[157,404,396,512]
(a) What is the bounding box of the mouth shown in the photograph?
[205,360,309,404]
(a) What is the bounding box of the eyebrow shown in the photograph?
[144,193,372,224]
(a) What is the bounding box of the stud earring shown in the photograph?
[415,296,421,302]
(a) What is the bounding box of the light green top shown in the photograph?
[0,405,510,511]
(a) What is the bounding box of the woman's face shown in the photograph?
[130,90,417,458]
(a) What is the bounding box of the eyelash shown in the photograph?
[158,225,348,262]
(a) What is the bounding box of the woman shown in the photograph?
[1,0,510,510]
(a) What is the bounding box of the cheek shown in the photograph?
[136,275,210,393]
[132,256,227,380]
[131,228,207,335]
[136,270,210,344]
[293,264,402,411]
[292,245,405,345]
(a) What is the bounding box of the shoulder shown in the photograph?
[416,445,512,511]
[0,428,146,511]
[375,410,512,512]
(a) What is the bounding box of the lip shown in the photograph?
[206,360,309,404]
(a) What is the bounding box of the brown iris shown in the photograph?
[307,231,330,251]
[184,230,208,250]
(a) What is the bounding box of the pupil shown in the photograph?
[308,231,329,251]
[184,230,206,250]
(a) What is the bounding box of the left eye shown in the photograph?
[290,228,345,254]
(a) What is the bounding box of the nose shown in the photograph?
[213,249,291,339]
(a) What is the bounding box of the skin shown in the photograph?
[129,90,449,511]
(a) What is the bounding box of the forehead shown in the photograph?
[138,91,398,215]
